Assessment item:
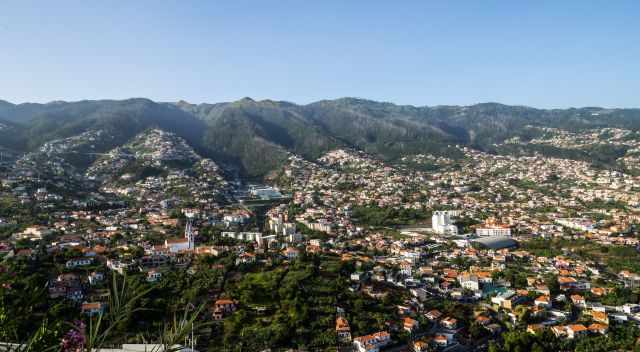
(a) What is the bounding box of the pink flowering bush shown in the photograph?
[60,321,85,352]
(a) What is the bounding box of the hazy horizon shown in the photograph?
[2,95,639,111]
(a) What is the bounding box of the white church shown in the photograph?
[164,218,195,253]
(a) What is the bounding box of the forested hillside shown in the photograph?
[1,97,639,178]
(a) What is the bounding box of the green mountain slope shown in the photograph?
[1,99,209,167]
[1,97,639,178]
[0,118,27,151]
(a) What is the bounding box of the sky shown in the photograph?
[1,1,639,108]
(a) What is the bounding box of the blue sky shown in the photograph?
[1,1,639,108]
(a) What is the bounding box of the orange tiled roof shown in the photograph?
[568,324,587,332]
[404,317,418,327]
[81,302,103,310]
[434,335,447,342]
[592,311,608,321]
[215,299,235,305]
[588,323,608,331]
[558,276,577,284]
[535,296,550,303]
[336,317,350,331]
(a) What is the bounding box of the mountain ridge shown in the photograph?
[1,97,640,178]
[5,96,639,111]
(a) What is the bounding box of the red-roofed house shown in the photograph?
[425,309,443,321]
[441,317,458,329]
[567,324,588,339]
[336,317,352,342]
[534,295,551,309]
[213,299,237,320]
[403,317,419,332]
[353,331,391,352]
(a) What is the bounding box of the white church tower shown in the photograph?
[185,217,195,250]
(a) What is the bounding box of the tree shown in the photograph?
[545,274,560,296]
[469,322,489,339]
[13,274,209,352]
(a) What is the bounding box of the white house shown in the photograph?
[458,274,480,291]
[146,270,162,283]
[66,257,93,269]
[353,331,391,352]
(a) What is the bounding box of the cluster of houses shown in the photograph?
[3,127,640,351]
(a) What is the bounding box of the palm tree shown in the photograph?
[5,274,208,352]
[87,275,209,352]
